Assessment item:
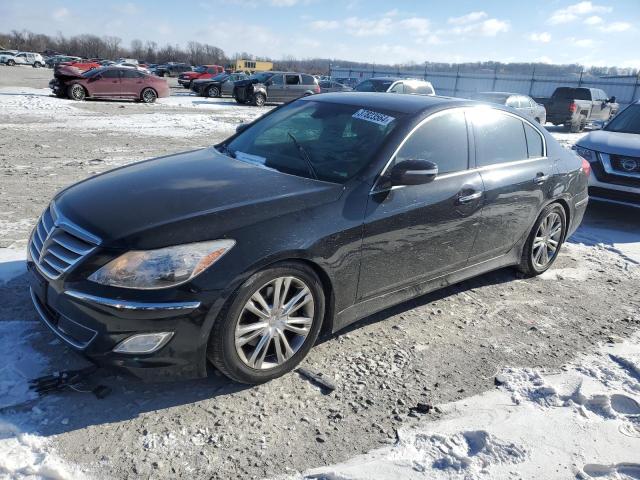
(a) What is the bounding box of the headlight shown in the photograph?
[573,145,598,163]
[88,239,235,289]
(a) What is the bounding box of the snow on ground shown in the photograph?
[290,336,640,480]
[0,87,78,114]
[0,321,83,479]
[0,247,25,285]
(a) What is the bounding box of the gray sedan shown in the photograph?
[474,92,547,125]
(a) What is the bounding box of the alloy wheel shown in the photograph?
[208,86,220,98]
[234,276,314,370]
[70,84,85,101]
[142,88,157,103]
[532,212,563,269]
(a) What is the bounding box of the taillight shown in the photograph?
[569,102,577,112]
[314,85,321,94]
[581,157,591,177]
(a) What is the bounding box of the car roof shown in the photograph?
[304,92,465,114]
[477,91,523,97]
[368,77,400,81]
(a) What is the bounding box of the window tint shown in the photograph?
[121,69,142,78]
[270,74,284,85]
[396,111,468,174]
[319,81,330,88]
[285,74,300,85]
[354,80,373,92]
[301,74,316,85]
[102,69,120,79]
[469,109,528,166]
[524,123,544,158]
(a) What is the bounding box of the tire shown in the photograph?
[182,83,191,89]
[141,87,157,103]
[33,62,42,68]
[235,97,246,104]
[252,93,266,107]
[67,83,86,101]
[7,59,15,66]
[206,85,221,98]
[517,203,566,277]
[208,262,325,384]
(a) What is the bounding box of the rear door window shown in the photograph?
[395,110,469,174]
[469,109,528,166]
[102,69,120,79]
[389,82,404,94]
[301,74,316,85]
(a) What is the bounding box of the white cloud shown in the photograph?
[449,17,510,37]
[52,7,69,20]
[344,16,394,36]
[397,17,431,36]
[527,32,552,43]
[584,15,603,25]
[548,1,612,25]
[448,11,487,25]
[270,0,299,6]
[600,21,632,33]
[568,37,596,48]
[310,20,339,30]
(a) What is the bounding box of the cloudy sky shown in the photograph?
[0,0,637,66]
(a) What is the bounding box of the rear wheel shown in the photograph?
[33,61,42,68]
[207,85,221,98]
[68,84,86,101]
[208,262,325,384]
[518,203,566,276]
[182,82,191,89]
[141,88,157,103]
[7,59,15,66]
[252,93,266,107]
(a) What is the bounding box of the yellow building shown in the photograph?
[234,59,273,72]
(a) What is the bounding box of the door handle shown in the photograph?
[534,173,550,184]
[457,191,482,204]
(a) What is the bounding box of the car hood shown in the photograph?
[54,66,84,79]
[577,130,640,157]
[54,148,344,249]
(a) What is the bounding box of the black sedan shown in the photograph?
[27,93,589,384]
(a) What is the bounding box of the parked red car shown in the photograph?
[49,66,170,102]
[58,60,102,72]
[178,65,225,88]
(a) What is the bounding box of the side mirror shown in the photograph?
[236,123,249,134]
[390,159,438,186]
[608,96,616,103]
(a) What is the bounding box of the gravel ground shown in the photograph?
[1,65,639,479]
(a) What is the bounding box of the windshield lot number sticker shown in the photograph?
[352,109,395,126]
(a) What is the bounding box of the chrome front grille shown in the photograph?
[30,204,98,280]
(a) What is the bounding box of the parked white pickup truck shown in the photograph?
[0,51,45,67]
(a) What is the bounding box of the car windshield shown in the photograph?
[220,100,403,183]
[194,66,207,73]
[605,105,640,134]
[355,80,395,92]
[210,73,228,81]
[249,72,274,83]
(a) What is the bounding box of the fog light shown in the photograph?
[113,332,173,354]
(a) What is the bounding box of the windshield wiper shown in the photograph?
[216,144,236,158]
[287,132,319,180]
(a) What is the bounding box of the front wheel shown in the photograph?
[68,83,86,101]
[208,262,325,384]
[252,93,266,107]
[141,88,157,103]
[207,85,220,98]
[33,61,42,68]
[518,203,566,276]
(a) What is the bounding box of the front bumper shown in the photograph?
[27,261,218,380]
[587,153,640,208]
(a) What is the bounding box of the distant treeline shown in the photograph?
[1,29,637,77]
